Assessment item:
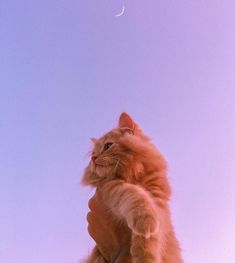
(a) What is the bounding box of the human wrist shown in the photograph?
[110,249,120,263]
[111,249,132,263]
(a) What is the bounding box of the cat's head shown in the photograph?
[82,112,166,187]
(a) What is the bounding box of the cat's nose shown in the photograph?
[91,156,97,163]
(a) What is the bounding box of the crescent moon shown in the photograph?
[115,4,125,17]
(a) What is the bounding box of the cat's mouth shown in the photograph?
[94,163,108,167]
[93,160,114,167]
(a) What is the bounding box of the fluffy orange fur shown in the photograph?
[82,113,183,263]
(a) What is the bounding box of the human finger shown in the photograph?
[88,195,97,211]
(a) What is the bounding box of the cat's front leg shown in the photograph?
[101,181,159,239]
[131,234,161,263]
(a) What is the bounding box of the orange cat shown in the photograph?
[82,113,183,263]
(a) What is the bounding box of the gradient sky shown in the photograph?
[1,1,235,262]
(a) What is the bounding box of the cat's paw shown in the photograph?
[128,210,158,239]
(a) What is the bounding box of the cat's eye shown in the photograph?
[103,142,113,151]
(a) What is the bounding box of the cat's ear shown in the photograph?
[90,138,97,144]
[118,112,135,133]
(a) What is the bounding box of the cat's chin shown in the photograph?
[94,165,115,180]
[94,171,106,180]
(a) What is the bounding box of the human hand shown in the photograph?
[87,189,132,262]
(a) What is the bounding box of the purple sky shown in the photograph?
[1,1,235,262]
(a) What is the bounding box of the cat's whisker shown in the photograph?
[114,158,120,173]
